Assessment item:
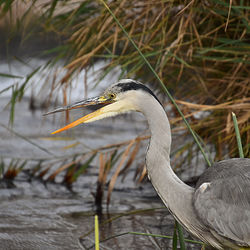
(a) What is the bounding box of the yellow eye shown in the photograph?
[109,93,116,99]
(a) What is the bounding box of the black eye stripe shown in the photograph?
[116,80,162,106]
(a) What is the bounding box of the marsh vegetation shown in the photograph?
[0,0,249,249]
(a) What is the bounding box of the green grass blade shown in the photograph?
[128,231,202,244]
[72,153,96,181]
[232,112,244,158]
[87,231,203,249]
[18,66,42,100]
[0,159,5,178]
[80,206,204,247]
[7,66,41,125]
[9,86,18,125]
[0,0,14,14]
[0,123,55,156]
[0,84,17,95]
[99,0,211,168]
[0,73,23,79]
[95,215,100,250]
[98,2,214,249]
[47,0,58,19]
[80,207,165,239]
[176,221,186,250]
[172,223,178,250]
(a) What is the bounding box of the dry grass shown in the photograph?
[46,0,249,158]
[0,0,249,183]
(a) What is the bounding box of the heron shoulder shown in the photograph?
[195,158,250,188]
[193,158,250,248]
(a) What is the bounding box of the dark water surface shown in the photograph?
[0,94,202,249]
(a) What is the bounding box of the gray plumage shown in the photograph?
[110,80,250,249]
[194,159,250,248]
[48,79,250,249]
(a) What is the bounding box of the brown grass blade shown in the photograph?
[98,152,106,184]
[120,140,141,181]
[107,140,135,205]
[47,160,78,182]
[137,165,147,183]
[175,98,250,111]
[38,166,51,179]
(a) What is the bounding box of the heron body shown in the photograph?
[46,79,250,249]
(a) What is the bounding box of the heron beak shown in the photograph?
[43,96,108,116]
[43,96,114,134]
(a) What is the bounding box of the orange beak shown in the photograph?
[51,109,102,134]
[43,96,113,134]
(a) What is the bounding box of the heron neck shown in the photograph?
[141,99,196,226]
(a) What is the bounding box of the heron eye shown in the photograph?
[109,93,116,99]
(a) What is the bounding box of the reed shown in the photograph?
[0,2,249,248]
[1,0,249,158]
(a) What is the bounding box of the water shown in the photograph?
[0,173,200,250]
[0,58,120,101]
[0,59,202,249]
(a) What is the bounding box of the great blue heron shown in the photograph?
[45,79,250,249]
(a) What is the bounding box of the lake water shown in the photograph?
[0,59,203,249]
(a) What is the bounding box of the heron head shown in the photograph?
[44,79,159,134]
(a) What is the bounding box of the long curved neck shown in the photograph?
[139,96,197,228]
